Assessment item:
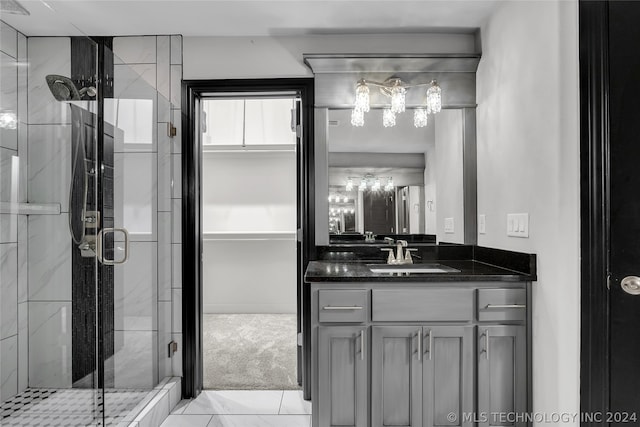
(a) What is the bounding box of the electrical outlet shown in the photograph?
[478,214,486,234]
[507,213,529,238]
[444,217,454,234]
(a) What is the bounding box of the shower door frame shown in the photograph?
[181,78,316,399]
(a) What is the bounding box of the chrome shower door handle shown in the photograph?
[96,227,130,265]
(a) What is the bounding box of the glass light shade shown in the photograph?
[359,180,367,191]
[385,178,394,192]
[328,195,332,202]
[351,108,364,127]
[343,196,348,203]
[426,80,442,114]
[350,209,355,214]
[390,86,406,113]
[372,179,381,191]
[345,178,354,192]
[413,108,428,128]
[383,108,396,127]
[355,82,370,112]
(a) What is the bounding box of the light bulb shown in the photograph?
[359,180,367,191]
[372,178,381,191]
[350,209,355,214]
[426,80,442,114]
[328,195,332,202]
[413,108,428,128]
[390,86,406,114]
[350,108,364,127]
[383,108,396,127]
[345,178,353,192]
[354,81,370,113]
[342,196,347,203]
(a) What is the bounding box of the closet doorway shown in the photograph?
[201,95,298,390]
[181,79,315,399]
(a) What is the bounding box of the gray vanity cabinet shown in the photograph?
[371,326,474,427]
[317,326,368,427]
[371,326,422,427]
[477,325,527,427]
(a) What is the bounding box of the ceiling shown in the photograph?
[3,0,499,37]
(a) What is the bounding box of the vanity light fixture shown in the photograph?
[413,108,428,128]
[384,178,394,192]
[345,178,354,192]
[382,108,396,128]
[372,178,382,192]
[358,180,367,191]
[351,78,442,127]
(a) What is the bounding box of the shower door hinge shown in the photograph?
[297,333,303,346]
[168,340,178,357]
[168,122,177,138]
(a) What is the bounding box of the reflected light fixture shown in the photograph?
[372,178,381,192]
[384,178,394,192]
[345,178,354,192]
[358,180,367,191]
[351,78,442,127]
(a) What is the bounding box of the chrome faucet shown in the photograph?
[380,240,418,264]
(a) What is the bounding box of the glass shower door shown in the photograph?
[0,26,105,425]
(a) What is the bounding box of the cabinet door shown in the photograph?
[423,326,475,427]
[372,326,422,427]
[477,326,527,427]
[318,326,368,427]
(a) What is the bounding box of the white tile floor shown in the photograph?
[160,390,312,427]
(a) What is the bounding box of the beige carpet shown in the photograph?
[203,314,299,390]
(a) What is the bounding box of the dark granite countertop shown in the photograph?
[305,259,534,282]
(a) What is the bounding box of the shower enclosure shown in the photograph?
[1,10,182,426]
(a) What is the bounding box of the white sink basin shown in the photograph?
[367,263,460,274]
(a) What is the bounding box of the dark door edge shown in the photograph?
[579,0,610,421]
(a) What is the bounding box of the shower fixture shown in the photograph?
[45,75,97,101]
[45,75,94,247]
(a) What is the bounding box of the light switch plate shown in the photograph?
[478,214,486,234]
[507,213,529,238]
[444,217,454,234]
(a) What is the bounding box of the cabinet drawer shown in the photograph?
[372,289,473,322]
[477,289,527,321]
[318,290,369,323]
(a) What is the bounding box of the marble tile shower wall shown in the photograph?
[111,35,183,386]
[0,20,28,404]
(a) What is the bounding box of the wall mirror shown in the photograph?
[305,54,479,246]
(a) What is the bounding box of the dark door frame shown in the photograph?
[180,78,315,398]
[579,0,610,420]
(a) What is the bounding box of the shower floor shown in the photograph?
[0,388,149,426]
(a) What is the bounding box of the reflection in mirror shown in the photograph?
[327,107,464,244]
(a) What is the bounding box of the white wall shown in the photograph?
[435,109,464,243]
[184,34,478,79]
[476,0,580,423]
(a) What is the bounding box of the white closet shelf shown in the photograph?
[203,231,296,241]
[0,202,61,215]
[202,144,296,153]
